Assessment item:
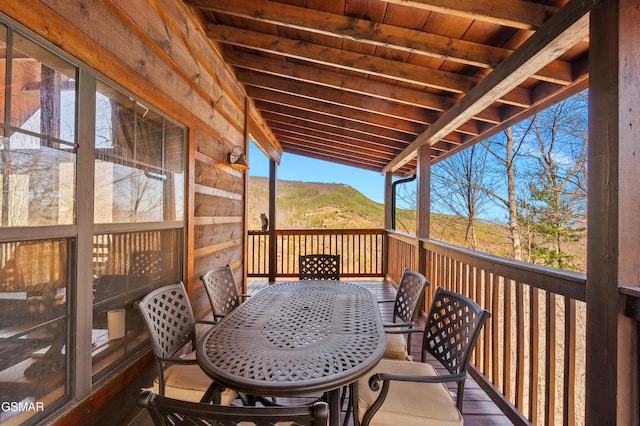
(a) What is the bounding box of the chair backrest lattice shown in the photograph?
[138,390,329,426]
[392,269,428,324]
[129,250,164,283]
[299,254,340,280]
[422,287,490,376]
[201,265,241,319]
[135,282,196,360]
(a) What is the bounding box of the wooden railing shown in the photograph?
[387,231,587,426]
[247,229,384,278]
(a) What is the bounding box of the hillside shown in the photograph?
[247,176,395,230]
[247,177,506,252]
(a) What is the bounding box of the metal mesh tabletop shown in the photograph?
[197,281,385,396]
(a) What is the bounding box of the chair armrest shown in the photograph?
[369,370,467,389]
[196,319,218,326]
[382,321,414,329]
[377,298,395,304]
[157,355,198,366]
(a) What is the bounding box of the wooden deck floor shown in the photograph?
[247,279,513,426]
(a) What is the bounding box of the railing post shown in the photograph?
[268,159,277,283]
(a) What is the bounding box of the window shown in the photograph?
[91,82,184,380]
[94,83,184,224]
[1,30,77,227]
[0,26,76,424]
[0,21,186,423]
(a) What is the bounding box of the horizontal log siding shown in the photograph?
[387,233,587,426]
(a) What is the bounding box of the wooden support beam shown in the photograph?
[586,0,640,424]
[382,0,556,30]
[383,0,595,173]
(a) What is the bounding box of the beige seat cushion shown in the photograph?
[357,358,463,426]
[151,363,237,405]
[382,332,411,360]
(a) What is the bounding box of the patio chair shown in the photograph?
[380,269,429,360]
[354,287,490,426]
[135,282,236,404]
[299,254,340,280]
[138,390,329,426]
[200,265,250,321]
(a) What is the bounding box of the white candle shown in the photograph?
[107,309,126,340]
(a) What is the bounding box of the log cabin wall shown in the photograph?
[0,0,260,422]
[1,0,252,315]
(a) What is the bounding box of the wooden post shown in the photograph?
[268,160,277,283]
[383,172,393,277]
[587,0,640,423]
[242,98,250,293]
[416,145,430,275]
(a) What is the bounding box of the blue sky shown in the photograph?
[248,142,387,203]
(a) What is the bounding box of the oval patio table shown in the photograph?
[197,280,386,426]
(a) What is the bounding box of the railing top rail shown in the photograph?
[248,229,384,236]
[421,237,586,301]
[385,230,418,243]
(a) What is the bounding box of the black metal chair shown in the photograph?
[354,287,490,426]
[299,254,341,280]
[200,265,250,321]
[380,269,429,360]
[135,282,235,404]
[138,390,329,426]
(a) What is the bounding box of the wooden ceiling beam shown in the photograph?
[206,24,532,107]
[250,88,467,145]
[382,0,595,173]
[239,70,440,126]
[260,104,464,147]
[190,0,571,84]
[263,113,412,149]
[255,105,418,143]
[281,145,398,173]
[247,86,427,135]
[238,69,481,136]
[225,50,502,124]
[273,127,405,157]
[382,0,556,30]
[277,136,394,167]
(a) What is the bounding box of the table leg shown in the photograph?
[326,388,341,426]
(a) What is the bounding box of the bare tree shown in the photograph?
[431,144,491,249]
[482,124,533,261]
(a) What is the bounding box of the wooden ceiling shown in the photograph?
[185,0,592,176]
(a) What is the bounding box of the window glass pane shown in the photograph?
[0,25,7,124]
[165,123,184,221]
[0,238,71,424]
[91,229,182,380]
[10,34,76,145]
[0,136,76,226]
[94,81,184,224]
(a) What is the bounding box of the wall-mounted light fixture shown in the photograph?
[229,146,249,171]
